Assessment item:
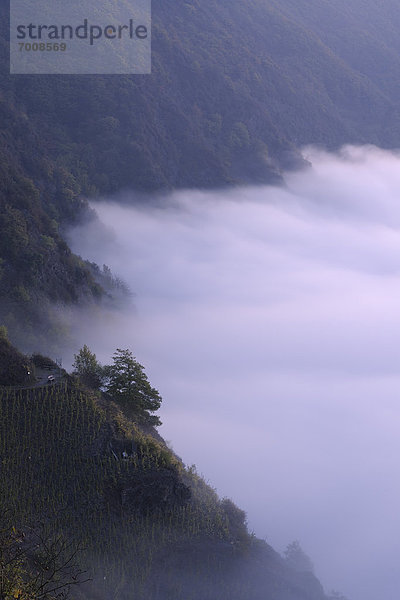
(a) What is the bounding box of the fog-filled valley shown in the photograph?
[3,0,400,597]
[67,146,400,600]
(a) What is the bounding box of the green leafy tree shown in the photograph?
[72,345,103,389]
[105,349,162,426]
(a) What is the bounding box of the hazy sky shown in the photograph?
[68,145,400,600]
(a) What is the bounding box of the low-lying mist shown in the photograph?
[68,145,400,600]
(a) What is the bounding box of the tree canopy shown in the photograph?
[105,349,162,427]
[72,344,103,389]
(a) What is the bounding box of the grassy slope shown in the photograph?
[0,379,329,600]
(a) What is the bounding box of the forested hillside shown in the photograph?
[2,0,400,348]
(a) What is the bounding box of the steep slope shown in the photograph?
[3,0,400,192]
[0,329,33,386]
[2,0,400,347]
[0,376,331,600]
[273,0,400,106]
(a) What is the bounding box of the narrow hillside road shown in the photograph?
[32,367,63,388]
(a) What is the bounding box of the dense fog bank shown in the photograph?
[68,146,400,600]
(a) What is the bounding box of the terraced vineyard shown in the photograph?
[0,381,257,599]
[0,381,331,600]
